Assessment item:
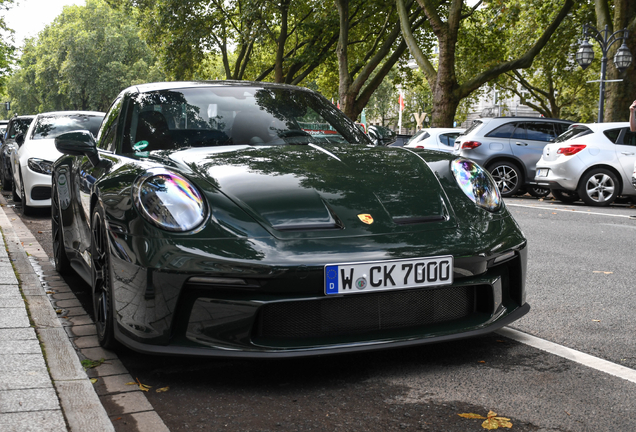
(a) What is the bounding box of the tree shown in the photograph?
[594,0,636,122]
[0,0,15,94]
[396,0,574,127]
[494,1,599,122]
[334,0,425,121]
[111,0,341,84]
[7,0,163,114]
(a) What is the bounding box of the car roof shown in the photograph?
[570,121,629,130]
[125,80,313,95]
[34,111,105,117]
[477,116,573,123]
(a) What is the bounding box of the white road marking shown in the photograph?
[497,327,636,384]
[506,203,635,219]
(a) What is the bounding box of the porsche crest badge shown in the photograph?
[358,214,374,224]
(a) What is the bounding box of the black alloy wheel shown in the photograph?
[51,177,71,274]
[527,186,551,198]
[91,203,118,349]
[551,189,579,204]
[488,161,523,197]
[577,168,619,207]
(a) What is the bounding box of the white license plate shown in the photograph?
[536,168,549,177]
[325,256,453,295]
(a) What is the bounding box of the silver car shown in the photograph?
[454,117,573,197]
[535,122,636,206]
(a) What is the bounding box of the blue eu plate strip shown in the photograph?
[325,265,339,294]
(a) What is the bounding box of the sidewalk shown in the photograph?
[0,203,114,432]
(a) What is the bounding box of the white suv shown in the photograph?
[454,117,573,197]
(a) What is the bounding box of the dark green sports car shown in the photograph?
[52,81,529,358]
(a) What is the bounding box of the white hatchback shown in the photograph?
[535,122,636,206]
[404,128,464,153]
[10,111,104,215]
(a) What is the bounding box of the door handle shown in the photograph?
[621,152,635,155]
[515,142,528,146]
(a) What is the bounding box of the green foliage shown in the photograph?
[7,0,164,114]
[0,0,16,95]
[493,0,599,121]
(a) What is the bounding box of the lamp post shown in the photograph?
[576,24,632,123]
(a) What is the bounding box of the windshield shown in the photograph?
[32,114,104,140]
[406,129,429,145]
[554,125,592,143]
[123,86,371,153]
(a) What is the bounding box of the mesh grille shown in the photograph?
[31,186,51,201]
[255,286,475,340]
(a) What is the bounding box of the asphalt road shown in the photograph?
[7,192,636,431]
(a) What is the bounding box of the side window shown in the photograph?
[439,133,459,146]
[487,123,517,138]
[525,122,555,142]
[555,123,570,135]
[511,123,527,140]
[97,97,123,152]
[622,129,636,146]
[603,128,622,144]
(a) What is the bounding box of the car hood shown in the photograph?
[22,139,64,163]
[167,144,457,238]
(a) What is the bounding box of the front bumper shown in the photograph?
[108,236,529,358]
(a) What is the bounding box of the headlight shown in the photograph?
[28,158,53,175]
[451,158,501,212]
[133,168,207,232]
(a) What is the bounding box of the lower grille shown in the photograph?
[31,186,51,200]
[255,286,476,340]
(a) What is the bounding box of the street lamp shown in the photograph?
[576,24,632,123]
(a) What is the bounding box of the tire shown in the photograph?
[51,177,71,275]
[527,186,551,198]
[1,160,10,191]
[487,161,523,197]
[577,168,619,206]
[551,189,579,204]
[19,172,33,216]
[91,202,119,350]
[11,172,20,202]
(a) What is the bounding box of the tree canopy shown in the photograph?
[7,0,163,114]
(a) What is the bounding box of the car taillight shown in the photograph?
[556,145,586,156]
[461,141,481,150]
[415,145,424,148]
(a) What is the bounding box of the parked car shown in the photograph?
[535,122,636,206]
[10,111,104,215]
[454,117,573,197]
[0,115,35,191]
[51,80,529,357]
[405,128,465,153]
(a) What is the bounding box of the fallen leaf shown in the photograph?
[46,291,54,294]
[552,212,557,214]
[592,319,601,322]
[37,231,42,234]
[90,378,98,384]
[55,309,63,314]
[81,358,105,369]
[135,377,151,392]
[459,413,486,419]
[478,360,486,363]
[156,386,170,393]
[592,271,613,274]
[538,198,544,202]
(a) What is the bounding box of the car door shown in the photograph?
[615,127,636,194]
[510,122,557,181]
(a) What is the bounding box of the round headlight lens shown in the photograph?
[134,169,206,231]
[451,158,501,212]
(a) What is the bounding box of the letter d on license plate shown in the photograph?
[324,256,453,295]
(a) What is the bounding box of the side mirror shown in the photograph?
[15,133,24,147]
[55,130,100,166]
